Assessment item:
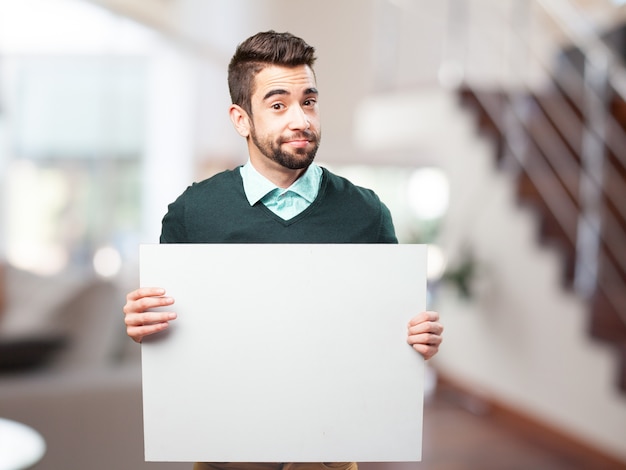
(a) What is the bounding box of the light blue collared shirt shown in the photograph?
[240,161,323,220]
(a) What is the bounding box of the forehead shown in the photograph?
[252,64,317,99]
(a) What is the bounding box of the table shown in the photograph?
[0,418,46,470]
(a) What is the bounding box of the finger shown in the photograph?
[407,332,443,347]
[135,295,175,313]
[408,321,444,336]
[124,311,177,327]
[411,343,439,360]
[408,310,439,327]
[127,321,172,343]
[126,287,165,301]
[123,295,174,315]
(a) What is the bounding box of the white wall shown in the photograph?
[427,90,626,463]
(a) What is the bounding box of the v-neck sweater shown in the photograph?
[160,166,398,244]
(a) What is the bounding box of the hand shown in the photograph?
[407,311,443,360]
[123,287,177,343]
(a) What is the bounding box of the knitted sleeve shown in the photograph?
[159,189,189,243]
[378,201,398,244]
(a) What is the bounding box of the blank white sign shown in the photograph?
[140,244,426,463]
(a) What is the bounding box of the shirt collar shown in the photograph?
[240,160,322,206]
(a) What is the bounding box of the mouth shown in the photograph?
[281,132,316,149]
[283,139,311,149]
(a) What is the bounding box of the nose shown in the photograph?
[288,105,310,130]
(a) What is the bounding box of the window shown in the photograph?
[0,0,153,276]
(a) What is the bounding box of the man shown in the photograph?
[123,31,443,470]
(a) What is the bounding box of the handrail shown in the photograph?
[467,88,626,326]
[453,0,626,326]
[513,0,625,318]
[503,20,626,303]
[492,1,626,216]
[535,0,626,102]
[513,54,626,269]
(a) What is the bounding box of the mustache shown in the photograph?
[280,130,318,143]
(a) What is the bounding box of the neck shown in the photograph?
[249,156,307,189]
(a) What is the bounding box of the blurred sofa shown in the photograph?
[0,264,189,470]
[0,265,127,371]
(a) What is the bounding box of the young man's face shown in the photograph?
[246,64,321,171]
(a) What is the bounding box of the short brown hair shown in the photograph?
[228,31,317,115]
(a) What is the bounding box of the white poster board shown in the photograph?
[140,244,426,463]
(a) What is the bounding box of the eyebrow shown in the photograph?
[262,87,319,101]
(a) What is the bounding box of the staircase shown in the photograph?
[457,18,626,392]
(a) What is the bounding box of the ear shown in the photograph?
[229,104,251,138]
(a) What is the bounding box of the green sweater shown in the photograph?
[160,167,398,244]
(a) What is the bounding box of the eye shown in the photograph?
[303,98,317,107]
[271,102,285,110]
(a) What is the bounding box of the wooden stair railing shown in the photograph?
[458,83,626,394]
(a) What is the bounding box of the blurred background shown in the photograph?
[0,0,625,468]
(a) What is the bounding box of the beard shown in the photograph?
[250,126,321,170]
